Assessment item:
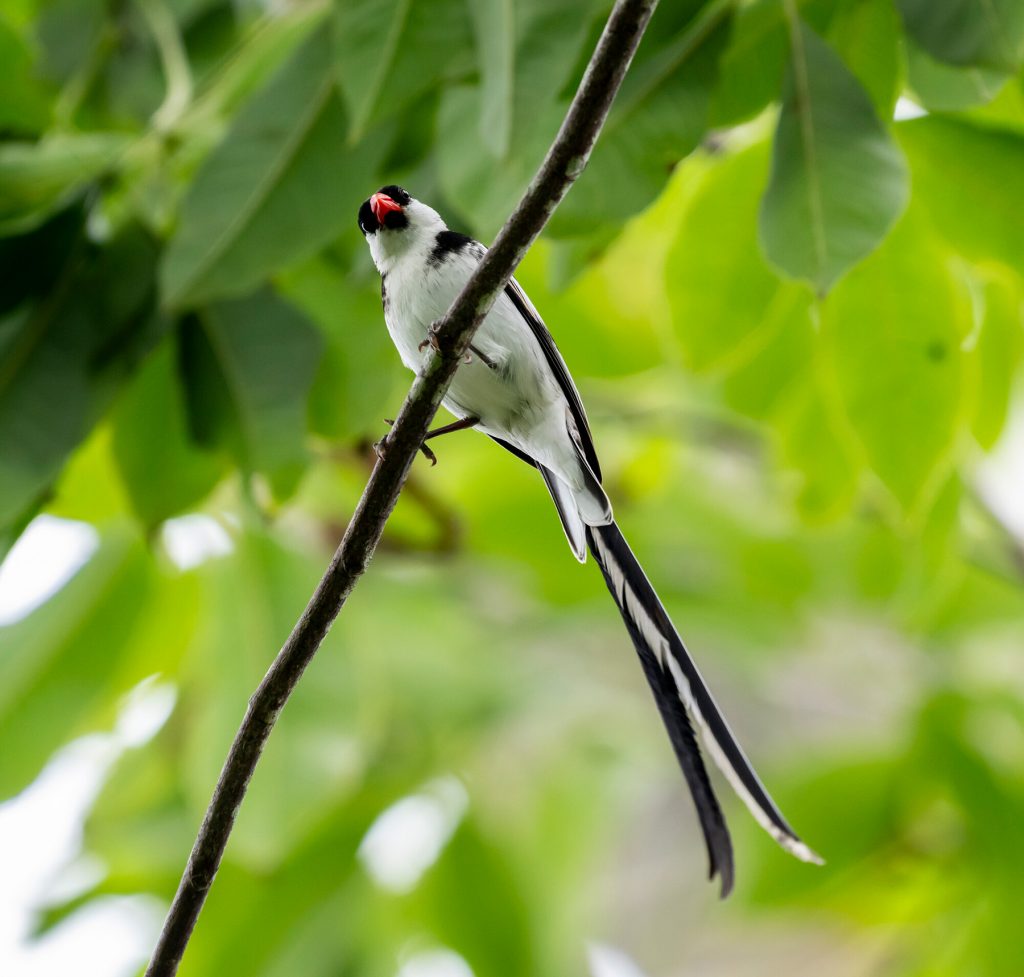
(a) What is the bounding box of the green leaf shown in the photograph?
[826,0,903,120]
[970,273,1023,450]
[895,0,1024,73]
[469,0,514,158]
[906,40,1009,112]
[760,19,907,294]
[161,31,374,308]
[666,143,813,386]
[0,223,163,536]
[549,0,729,236]
[179,289,322,494]
[334,0,474,143]
[779,378,859,521]
[898,117,1024,272]
[710,0,860,128]
[111,336,226,529]
[822,214,971,513]
[276,256,400,440]
[0,134,129,235]
[0,15,52,135]
[709,0,790,127]
[437,0,594,239]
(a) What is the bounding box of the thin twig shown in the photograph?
[144,1,661,973]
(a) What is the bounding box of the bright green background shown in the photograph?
[3,0,1024,974]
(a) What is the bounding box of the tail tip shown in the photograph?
[781,835,825,866]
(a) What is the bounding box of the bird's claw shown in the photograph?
[418,321,443,354]
[380,418,438,466]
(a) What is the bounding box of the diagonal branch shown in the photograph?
[144,1,661,973]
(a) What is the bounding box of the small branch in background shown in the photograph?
[143,2,662,974]
[136,0,194,133]
[324,442,464,555]
[966,482,1024,582]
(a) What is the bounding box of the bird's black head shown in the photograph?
[358,185,411,235]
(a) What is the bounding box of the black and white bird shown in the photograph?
[358,185,821,896]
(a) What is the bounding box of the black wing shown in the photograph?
[503,278,602,482]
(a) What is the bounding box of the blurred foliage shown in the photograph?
[2,0,1024,975]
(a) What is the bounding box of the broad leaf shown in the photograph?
[550,0,729,236]
[437,0,594,239]
[906,40,1009,112]
[822,214,971,513]
[896,0,1024,73]
[469,0,515,158]
[970,273,1023,450]
[0,15,51,135]
[899,117,1024,272]
[162,32,375,308]
[827,0,902,120]
[0,221,163,536]
[276,256,400,440]
[666,144,812,379]
[760,20,908,293]
[179,289,322,494]
[0,134,128,235]
[334,0,474,142]
[111,336,226,529]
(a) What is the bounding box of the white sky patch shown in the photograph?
[160,514,233,570]
[0,516,99,625]
[397,947,475,977]
[587,943,651,977]
[0,678,176,977]
[894,96,927,121]
[358,777,469,894]
[976,399,1024,541]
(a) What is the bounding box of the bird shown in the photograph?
[358,185,822,896]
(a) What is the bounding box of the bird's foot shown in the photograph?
[418,321,443,354]
[381,418,438,466]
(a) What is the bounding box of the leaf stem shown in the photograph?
[143,2,661,974]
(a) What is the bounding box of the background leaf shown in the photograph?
[759,19,908,293]
[896,0,1024,73]
[161,29,369,308]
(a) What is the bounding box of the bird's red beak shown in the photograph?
[370,192,403,224]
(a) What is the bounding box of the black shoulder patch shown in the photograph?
[429,230,474,267]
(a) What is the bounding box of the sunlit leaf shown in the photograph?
[111,336,227,529]
[822,214,971,513]
[899,116,1024,272]
[970,273,1024,450]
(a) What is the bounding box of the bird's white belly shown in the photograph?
[384,262,555,443]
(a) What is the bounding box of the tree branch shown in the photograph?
[145,1,661,973]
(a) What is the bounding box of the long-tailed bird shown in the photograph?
[358,185,821,896]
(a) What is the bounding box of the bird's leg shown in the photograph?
[418,320,443,354]
[377,415,480,467]
[467,344,497,369]
[418,415,480,466]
